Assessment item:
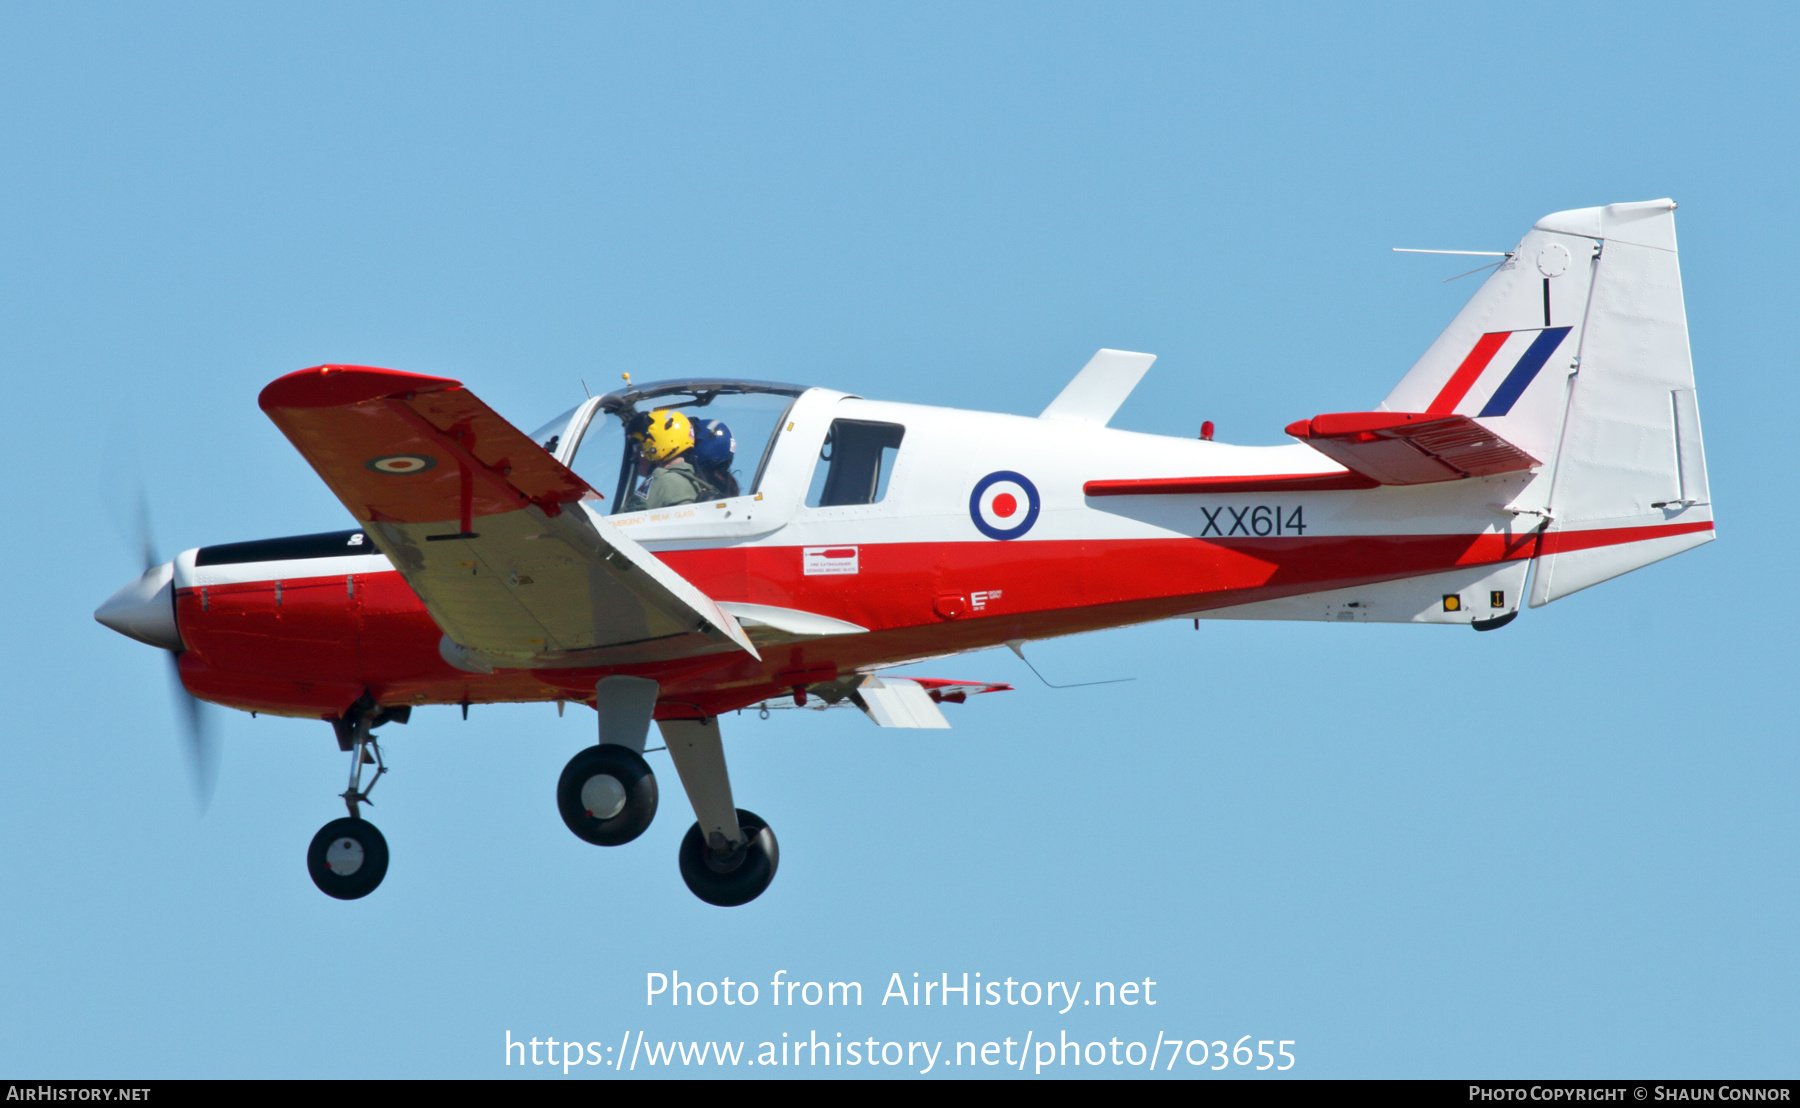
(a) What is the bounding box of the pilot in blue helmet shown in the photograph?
[690,418,739,498]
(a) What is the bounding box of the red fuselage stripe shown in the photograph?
[1084,472,1379,495]
[171,520,1712,717]
[1536,519,1713,555]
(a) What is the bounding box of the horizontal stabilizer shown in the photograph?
[1285,412,1539,486]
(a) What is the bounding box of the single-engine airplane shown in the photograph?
[96,200,1713,906]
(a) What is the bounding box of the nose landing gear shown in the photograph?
[307,699,393,900]
[307,816,389,900]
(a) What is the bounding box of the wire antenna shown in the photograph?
[1005,640,1134,689]
[1442,260,1507,283]
[1392,248,1510,256]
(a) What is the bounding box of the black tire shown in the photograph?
[678,809,778,907]
[306,817,389,900]
[557,745,658,846]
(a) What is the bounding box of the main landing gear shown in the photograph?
[307,699,399,901]
[557,744,657,845]
[557,676,778,907]
[678,806,778,908]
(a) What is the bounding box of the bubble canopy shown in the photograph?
[527,379,807,514]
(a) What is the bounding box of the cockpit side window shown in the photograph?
[805,419,904,507]
[569,412,628,503]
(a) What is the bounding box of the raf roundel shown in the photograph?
[365,454,438,475]
[969,471,1041,540]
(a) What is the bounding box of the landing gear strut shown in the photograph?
[558,677,778,906]
[661,717,778,907]
[307,700,392,900]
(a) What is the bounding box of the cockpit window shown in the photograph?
[560,379,805,515]
[569,413,625,500]
[527,406,580,458]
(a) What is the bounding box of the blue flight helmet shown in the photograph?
[692,418,735,467]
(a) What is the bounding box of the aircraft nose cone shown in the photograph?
[95,561,183,651]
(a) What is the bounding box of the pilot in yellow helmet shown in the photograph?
[625,409,705,511]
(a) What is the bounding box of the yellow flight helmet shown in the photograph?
[639,409,695,463]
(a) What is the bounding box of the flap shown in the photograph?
[852,676,951,729]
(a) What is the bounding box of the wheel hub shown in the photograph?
[581,773,628,820]
[703,830,746,873]
[325,837,365,876]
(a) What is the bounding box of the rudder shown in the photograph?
[1525,200,1714,605]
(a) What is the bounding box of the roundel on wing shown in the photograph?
[969,471,1040,540]
[365,454,438,475]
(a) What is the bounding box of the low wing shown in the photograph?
[1283,411,1539,485]
[259,364,757,666]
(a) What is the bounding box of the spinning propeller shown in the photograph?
[95,493,220,811]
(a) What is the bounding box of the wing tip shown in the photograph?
[259,365,463,411]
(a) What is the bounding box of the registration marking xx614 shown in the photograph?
[1198,504,1307,537]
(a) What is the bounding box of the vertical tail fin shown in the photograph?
[1384,200,1713,606]
[1381,220,1600,473]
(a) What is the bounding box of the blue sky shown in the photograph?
[1,2,1793,1078]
